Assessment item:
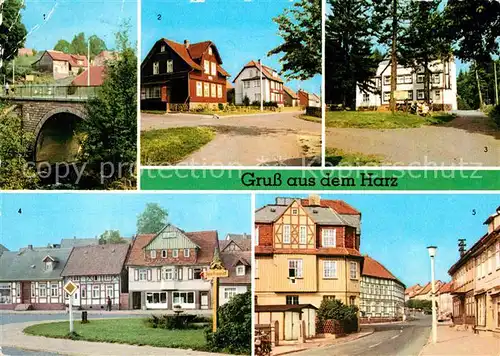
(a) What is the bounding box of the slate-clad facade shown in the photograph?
[219,236,251,306]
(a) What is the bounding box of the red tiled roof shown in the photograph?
[283,86,298,99]
[415,281,443,296]
[226,80,234,89]
[126,230,218,266]
[62,244,129,276]
[71,66,106,86]
[187,41,211,59]
[405,284,422,296]
[301,199,360,215]
[438,281,453,294]
[163,39,202,70]
[362,255,403,286]
[42,50,88,67]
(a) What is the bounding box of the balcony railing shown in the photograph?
[0,85,99,100]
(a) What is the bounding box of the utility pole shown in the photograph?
[475,62,483,108]
[494,61,499,106]
[390,0,398,114]
[427,246,438,344]
[87,39,90,87]
[12,57,14,84]
[258,59,263,112]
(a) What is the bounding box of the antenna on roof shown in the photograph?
[458,239,466,257]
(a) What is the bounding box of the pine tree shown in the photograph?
[325,0,379,108]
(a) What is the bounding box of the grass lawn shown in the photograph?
[24,318,208,350]
[325,111,456,129]
[299,114,321,123]
[141,110,167,115]
[141,127,215,165]
[325,147,384,166]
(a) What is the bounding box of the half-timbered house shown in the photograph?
[0,245,72,310]
[61,244,130,310]
[126,224,218,310]
[141,38,230,111]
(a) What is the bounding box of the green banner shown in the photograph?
[140,169,500,190]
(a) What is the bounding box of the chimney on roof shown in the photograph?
[184,40,190,48]
[458,239,466,257]
[485,206,500,234]
[308,194,321,206]
[28,244,33,250]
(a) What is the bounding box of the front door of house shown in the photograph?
[21,282,31,303]
[284,311,300,340]
[201,292,208,309]
[132,292,141,309]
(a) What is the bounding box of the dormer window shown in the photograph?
[45,261,53,270]
[236,265,245,276]
[184,249,190,258]
[172,249,178,258]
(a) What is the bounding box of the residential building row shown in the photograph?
[448,206,500,336]
[254,195,405,342]
[140,37,320,110]
[355,58,458,111]
[405,280,453,319]
[0,227,250,311]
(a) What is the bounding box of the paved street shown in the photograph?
[326,110,499,166]
[141,111,321,166]
[294,316,431,356]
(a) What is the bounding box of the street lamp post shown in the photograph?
[427,245,437,344]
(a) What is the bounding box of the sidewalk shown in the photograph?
[0,320,227,356]
[419,325,500,356]
[271,327,375,356]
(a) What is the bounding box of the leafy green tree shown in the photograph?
[399,0,451,103]
[54,39,72,54]
[268,0,321,80]
[137,203,168,234]
[0,0,27,66]
[89,35,107,59]
[205,291,251,354]
[70,32,87,55]
[77,22,137,189]
[443,0,500,64]
[325,0,379,107]
[0,110,39,189]
[98,230,125,244]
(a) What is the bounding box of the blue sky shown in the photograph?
[20,0,137,52]
[141,0,321,94]
[0,193,251,251]
[256,194,499,287]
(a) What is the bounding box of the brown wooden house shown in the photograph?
[141,38,230,111]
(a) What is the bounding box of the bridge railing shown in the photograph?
[0,85,99,100]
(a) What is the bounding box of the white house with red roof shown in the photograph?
[233,60,285,106]
[360,255,406,321]
[125,224,218,310]
[33,50,88,80]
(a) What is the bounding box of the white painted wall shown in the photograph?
[128,266,211,292]
[219,284,248,306]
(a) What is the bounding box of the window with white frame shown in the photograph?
[162,250,167,258]
[153,62,159,75]
[31,284,35,297]
[244,81,250,88]
[224,287,237,300]
[254,80,260,87]
[39,284,47,297]
[204,60,210,74]
[217,84,222,98]
[323,260,337,278]
[139,269,147,281]
[184,249,190,257]
[383,92,391,102]
[322,229,336,247]
[92,285,99,298]
[163,267,174,280]
[81,287,86,298]
[166,60,173,73]
[350,262,358,279]
[172,249,179,258]
[417,74,424,83]
[300,226,307,244]
[408,90,414,100]
[211,83,216,98]
[288,259,303,278]
[236,265,245,276]
[417,90,425,100]
[404,75,412,84]
[362,93,370,102]
[434,90,441,100]
[211,62,217,76]
[150,250,156,259]
[283,224,291,243]
[384,76,390,85]
[106,285,113,298]
[51,284,58,297]
[196,82,203,97]
[433,73,440,84]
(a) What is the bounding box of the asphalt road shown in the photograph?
[295,316,432,356]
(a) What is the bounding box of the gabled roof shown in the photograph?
[415,281,443,296]
[233,60,284,83]
[62,244,129,276]
[0,248,72,281]
[438,281,453,294]
[71,66,106,86]
[225,233,250,241]
[220,250,251,285]
[405,284,422,296]
[283,86,298,99]
[362,255,405,287]
[220,238,251,252]
[37,50,88,67]
[126,229,219,266]
[60,238,99,248]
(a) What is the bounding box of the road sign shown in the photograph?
[204,269,229,279]
[63,281,78,296]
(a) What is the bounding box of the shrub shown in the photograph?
[317,299,359,334]
[218,103,224,111]
[243,95,250,106]
[489,104,500,128]
[145,314,201,329]
[205,291,251,354]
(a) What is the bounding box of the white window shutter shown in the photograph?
[157,268,161,281]
[134,269,139,281]
[188,268,193,280]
